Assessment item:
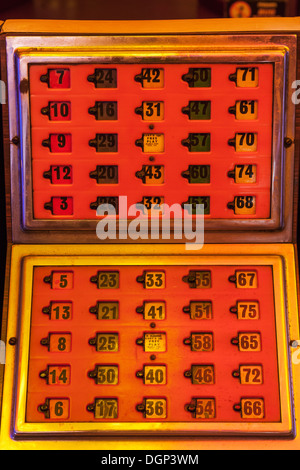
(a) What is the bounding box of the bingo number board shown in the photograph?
[0,23,299,450]
[8,250,294,437]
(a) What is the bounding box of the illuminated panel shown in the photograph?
[27,61,273,222]
[12,255,292,436]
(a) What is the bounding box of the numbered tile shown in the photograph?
[229,67,259,87]
[42,133,72,153]
[134,68,164,88]
[232,365,263,385]
[136,365,167,385]
[87,398,118,419]
[88,101,118,120]
[89,165,119,184]
[186,398,216,419]
[227,196,256,215]
[182,100,211,120]
[135,101,164,121]
[90,196,119,214]
[87,68,117,88]
[234,398,265,419]
[89,333,119,352]
[184,365,215,385]
[89,133,118,152]
[230,301,259,320]
[229,270,258,288]
[44,197,73,216]
[181,133,210,152]
[229,100,258,120]
[137,196,164,214]
[182,270,211,288]
[136,301,166,320]
[228,132,257,152]
[136,271,165,289]
[42,302,73,320]
[38,398,70,420]
[90,271,120,289]
[43,271,74,289]
[89,301,119,320]
[182,68,211,87]
[43,165,73,184]
[183,301,213,320]
[181,165,210,184]
[41,101,71,121]
[183,332,214,352]
[40,333,72,353]
[135,165,164,185]
[40,68,71,88]
[39,365,71,385]
[228,165,257,183]
[182,196,210,215]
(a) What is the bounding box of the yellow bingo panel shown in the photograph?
[0,19,299,451]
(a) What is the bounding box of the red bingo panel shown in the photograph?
[29,63,273,220]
